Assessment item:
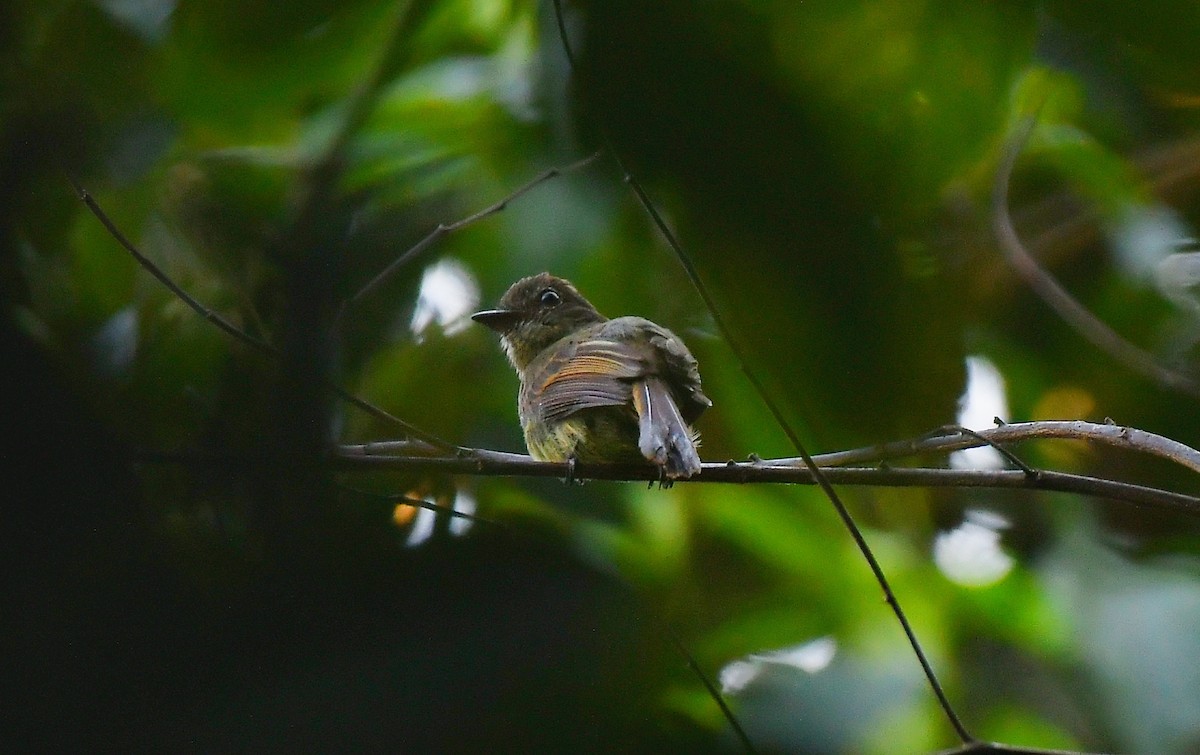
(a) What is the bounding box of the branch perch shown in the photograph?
[331,449,1200,516]
[334,418,1200,516]
[808,420,1200,475]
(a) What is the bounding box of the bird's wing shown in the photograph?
[531,337,645,423]
[531,319,711,426]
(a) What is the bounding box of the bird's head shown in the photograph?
[472,272,606,370]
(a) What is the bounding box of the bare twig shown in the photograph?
[925,424,1041,477]
[68,176,277,355]
[808,419,1200,475]
[974,136,1200,305]
[993,117,1200,399]
[336,150,604,323]
[70,177,459,452]
[338,484,501,527]
[549,0,974,744]
[663,622,758,754]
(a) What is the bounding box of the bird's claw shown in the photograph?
[562,456,583,486]
[650,465,674,490]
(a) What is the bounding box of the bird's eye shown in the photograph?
[539,288,561,307]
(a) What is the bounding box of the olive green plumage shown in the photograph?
[473,273,710,479]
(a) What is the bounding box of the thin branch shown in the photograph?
[548,9,760,748]
[663,622,758,754]
[549,0,974,743]
[808,419,1200,475]
[329,387,459,450]
[928,424,1040,477]
[329,449,1200,516]
[68,176,277,356]
[338,484,504,528]
[993,116,1200,399]
[145,416,1200,514]
[336,150,604,323]
[69,177,459,452]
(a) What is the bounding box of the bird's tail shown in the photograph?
[632,377,702,479]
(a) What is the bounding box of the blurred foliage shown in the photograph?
[4,0,1200,752]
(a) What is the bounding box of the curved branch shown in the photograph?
[807,419,1200,475]
[993,117,1200,399]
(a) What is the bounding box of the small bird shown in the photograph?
[472,273,711,480]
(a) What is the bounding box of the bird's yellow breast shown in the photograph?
[522,407,645,465]
[523,416,590,462]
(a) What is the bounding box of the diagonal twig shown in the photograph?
[549,0,975,745]
[335,150,604,324]
[926,424,1041,478]
[69,176,460,452]
[993,116,1200,399]
[68,175,277,355]
[337,483,505,528]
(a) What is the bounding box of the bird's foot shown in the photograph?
[650,465,675,490]
[562,456,584,486]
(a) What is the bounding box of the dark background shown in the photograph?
[4,1,1200,751]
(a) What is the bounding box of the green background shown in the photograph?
[5,0,1200,751]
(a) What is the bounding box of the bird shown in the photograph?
[472,273,710,480]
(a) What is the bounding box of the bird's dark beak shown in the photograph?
[471,308,521,333]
